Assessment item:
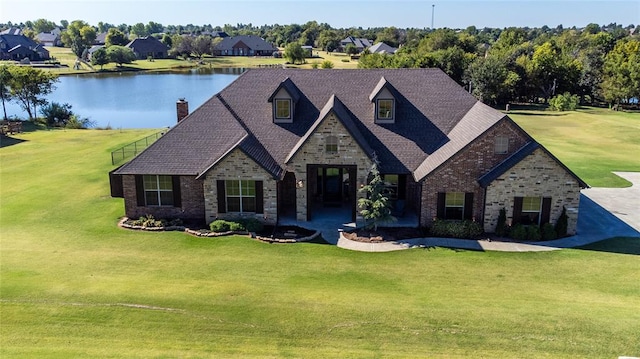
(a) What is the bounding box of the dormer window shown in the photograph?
[377,99,394,121]
[369,76,398,124]
[275,99,291,120]
[269,77,301,124]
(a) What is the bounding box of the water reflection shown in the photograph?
[5,68,245,128]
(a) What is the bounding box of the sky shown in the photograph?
[1,0,638,30]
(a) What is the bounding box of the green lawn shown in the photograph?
[509,107,640,187]
[1,112,639,357]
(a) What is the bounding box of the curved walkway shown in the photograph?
[337,172,640,252]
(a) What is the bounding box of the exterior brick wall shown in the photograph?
[484,148,581,235]
[122,175,205,223]
[287,113,373,221]
[202,149,278,224]
[420,118,529,226]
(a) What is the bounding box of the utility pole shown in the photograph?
[431,4,435,29]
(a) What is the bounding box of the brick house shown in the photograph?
[125,36,169,60]
[110,69,587,235]
[212,35,278,56]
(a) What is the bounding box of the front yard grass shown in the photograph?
[510,106,640,187]
[1,123,639,357]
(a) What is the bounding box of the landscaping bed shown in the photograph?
[344,227,427,242]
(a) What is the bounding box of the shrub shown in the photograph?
[510,224,527,241]
[341,58,350,62]
[132,214,166,228]
[555,206,569,237]
[495,207,508,237]
[228,221,245,231]
[310,62,319,69]
[549,92,579,111]
[320,60,334,69]
[238,218,264,232]
[541,223,557,241]
[525,225,541,241]
[210,220,232,232]
[430,219,483,238]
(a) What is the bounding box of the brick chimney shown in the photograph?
[176,98,189,122]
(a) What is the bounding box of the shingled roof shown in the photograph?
[214,35,278,52]
[116,68,507,180]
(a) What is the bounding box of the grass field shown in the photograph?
[1,110,639,357]
[38,46,358,75]
[509,107,640,187]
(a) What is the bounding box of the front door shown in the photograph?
[323,167,342,204]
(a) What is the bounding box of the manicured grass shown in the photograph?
[41,46,358,75]
[509,107,640,187]
[1,128,640,357]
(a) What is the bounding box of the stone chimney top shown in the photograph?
[176,98,189,122]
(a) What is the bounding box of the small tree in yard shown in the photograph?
[91,47,110,70]
[284,42,306,65]
[107,46,137,67]
[358,156,394,231]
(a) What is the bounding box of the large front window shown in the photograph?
[520,196,541,225]
[226,180,256,213]
[275,99,291,120]
[144,175,174,206]
[445,192,464,220]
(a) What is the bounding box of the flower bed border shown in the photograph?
[118,217,320,243]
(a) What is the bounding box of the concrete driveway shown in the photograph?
[581,172,640,233]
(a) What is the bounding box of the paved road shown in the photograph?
[337,172,640,252]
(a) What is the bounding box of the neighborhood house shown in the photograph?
[110,68,587,235]
[125,36,169,59]
[212,35,278,56]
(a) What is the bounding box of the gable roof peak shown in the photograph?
[268,76,301,103]
[369,76,397,102]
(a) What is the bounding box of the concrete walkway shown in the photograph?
[336,172,640,252]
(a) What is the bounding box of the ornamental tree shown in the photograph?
[358,156,394,231]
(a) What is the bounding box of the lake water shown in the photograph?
[5,68,243,128]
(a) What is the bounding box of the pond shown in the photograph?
[5,68,244,128]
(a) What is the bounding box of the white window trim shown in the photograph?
[445,192,465,220]
[225,180,256,213]
[495,136,509,154]
[274,99,292,122]
[376,98,395,123]
[144,175,173,207]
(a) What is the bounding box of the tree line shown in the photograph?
[2,19,638,107]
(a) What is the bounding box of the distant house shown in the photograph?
[213,35,278,56]
[125,36,169,59]
[110,68,587,237]
[368,42,398,54]
[202,31,229,38]
[36,32,61,47]
[0,27,22,36]
[0,34,50,61]
[87,45,104,60]
[339,36,373,52]
[95,32,108,45]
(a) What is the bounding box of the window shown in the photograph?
[325,136,338,153]
[445,192,465,220]
[377,99,394,121]
[495,136,509,154]
[275,99,291,120]
[225,180,256,213]
[520,196,541,225]
[143,175,174,206]
[383,174,398,200]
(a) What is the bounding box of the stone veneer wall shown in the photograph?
[287,113,373,221]
[484,148,581,235]
[122,175,205,222]
[202,149,278,224]
[420,119,529,226]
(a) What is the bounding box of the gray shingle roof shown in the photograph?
[116,68,499,179]
[125,36,168,55]
[368,42,398,54]
[214,35,277,52]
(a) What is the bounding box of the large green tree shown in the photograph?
[90,47,110,70]
[6,66,58,120]
[32,18,56,34]
[0,65,13,121]
[106,46,136,67]
[60,20,97,58]
[284,42,305,64]
[601,38,640,106]
[105,28,129,47]
[465,55,520,106]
